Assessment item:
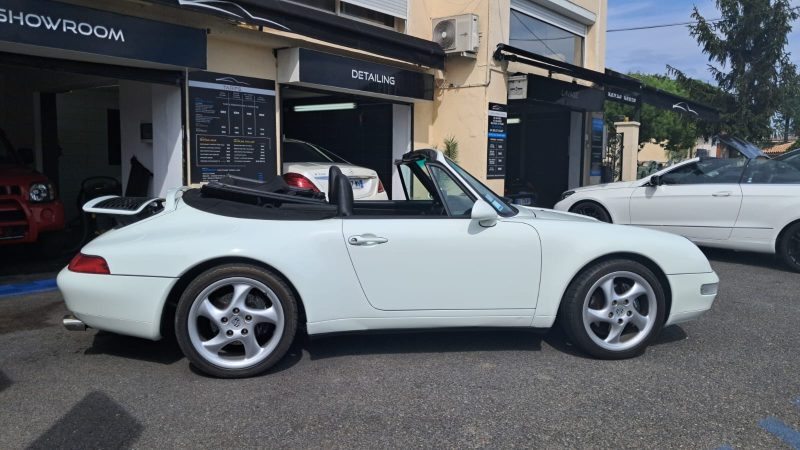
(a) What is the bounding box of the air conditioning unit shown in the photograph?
[432,14,479,58]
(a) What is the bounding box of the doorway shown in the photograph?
[506,104,573,208]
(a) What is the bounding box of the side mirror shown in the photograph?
[648,174,662,186]
[471,199,498,227]
[18,148,34,165]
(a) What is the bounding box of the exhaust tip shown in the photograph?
[63,314,87,331]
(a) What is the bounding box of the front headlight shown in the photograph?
[29,183,54,202]
[560,190,575,201]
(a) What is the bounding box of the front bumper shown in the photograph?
[665,271,719,326]
[57,268,178,340]
[0,199,64,245]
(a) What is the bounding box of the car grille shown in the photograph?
[0,225,27,240]
[0,199,26,223]
[0,185,22,196]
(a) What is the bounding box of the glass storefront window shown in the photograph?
[510,10,584,66]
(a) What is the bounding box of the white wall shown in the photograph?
[391,104,412,200]
[151,84,183,196]
[56,87,121,220]
[119,81,154,194]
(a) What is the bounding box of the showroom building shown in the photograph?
[0,0,617,215]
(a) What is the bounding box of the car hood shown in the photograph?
[513,205,599,222]
[569,180,641,193]
[0,163,48,184]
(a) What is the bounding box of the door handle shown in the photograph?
[712,191,732,197]
[348,234,389,246]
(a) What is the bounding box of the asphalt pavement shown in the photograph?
[1,248,799,449]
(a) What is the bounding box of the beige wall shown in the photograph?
[405,0,607,190]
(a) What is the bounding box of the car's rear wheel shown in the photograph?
[570,201,612,223]
[175,264,297,378]
[778,222,800,273]
[559,259,665,359]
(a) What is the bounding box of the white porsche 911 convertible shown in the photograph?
[59,150,719,378]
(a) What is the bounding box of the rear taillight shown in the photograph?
[283,173,320,192]
[68,253,110,274]
[377,179,385,193]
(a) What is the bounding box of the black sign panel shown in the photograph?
[189,72,276,183]
[605,87,639,106]
[527,76,605,111]
[590,117,604,177]
[487,103,507,180]
[297,48,434,101]
[0,0,206,68]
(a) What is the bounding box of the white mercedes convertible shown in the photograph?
[554,156,800,272]
[59,150,718,378]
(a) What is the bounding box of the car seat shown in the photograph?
[328,166,353,216]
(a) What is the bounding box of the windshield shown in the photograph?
[283,140,349,164]
[0,131,19,165]
[445,157,517,217]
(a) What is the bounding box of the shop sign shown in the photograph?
[526,76,604,111]
[508,75,528,100]
[188,71,277,183]
[605,87,639,106]
[590,117,604,177]
[486,103,507,180]
[0,0,206,68]
[280,48,434,101]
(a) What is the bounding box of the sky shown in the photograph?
[606,0,800,81]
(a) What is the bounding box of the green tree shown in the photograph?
[689,0,799,143]
[775,62,800,142]
[605,73,703,161]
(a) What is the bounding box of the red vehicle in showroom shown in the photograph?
[0,129,64,249]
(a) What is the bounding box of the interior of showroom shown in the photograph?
[0,56,185,222]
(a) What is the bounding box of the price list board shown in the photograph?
[486,103,507,180]
[188,71,276,183]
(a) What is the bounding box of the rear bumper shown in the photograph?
[57,268,178,340]
[665,271,719,326]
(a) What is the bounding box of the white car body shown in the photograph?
[554,157,800,254]
[59,152,717,346]
[282,139,388,200]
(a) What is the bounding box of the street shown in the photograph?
[1,249,799,449]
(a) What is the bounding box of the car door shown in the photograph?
[629,158,746,240]
[342,162,541,311]
[735,159,800,239]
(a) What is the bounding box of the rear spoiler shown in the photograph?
[83,196,163,216]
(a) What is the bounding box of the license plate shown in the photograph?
[350,179,365,189]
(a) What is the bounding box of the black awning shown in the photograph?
[494,43,720,122]
[153,0,445,69]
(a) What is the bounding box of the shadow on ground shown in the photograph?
[306,329,545,361]
[27,391,143,450]
[701,247,788,272]
[84,332,184,365]
[0,370,11,393]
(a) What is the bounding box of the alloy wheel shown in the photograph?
[187,277,285,369]
[582,271,657,351]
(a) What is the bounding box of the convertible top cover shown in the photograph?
[183,175,337,221]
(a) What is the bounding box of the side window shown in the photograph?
[660,159,746,185]
[428,165,474,217]
[742,159,800,184]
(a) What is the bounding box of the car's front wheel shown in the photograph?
[570,201,612,223]
[778,222,800,273]
[175,264,298,378]
[559,259,665,359]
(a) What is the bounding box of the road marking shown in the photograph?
[759,417,800,449]
[0,278,57,298]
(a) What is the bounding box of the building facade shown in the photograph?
[0,0,608,215]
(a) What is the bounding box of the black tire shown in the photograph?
[570,201,612,223]
[778,222,800,273]
[559,259,666,359]
[175,264,298,378]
